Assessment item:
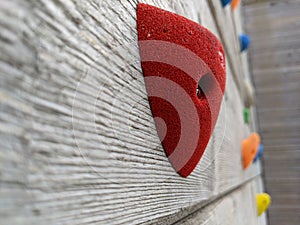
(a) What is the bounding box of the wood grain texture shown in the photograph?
[208,1,259,136]
[207,0,247,102]
[0,0,260,224]
[230,1,259,135]
[173,177,266,225]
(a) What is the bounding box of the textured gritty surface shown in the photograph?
[137,3,226,177]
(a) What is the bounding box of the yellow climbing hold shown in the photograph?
[256,193,271,216]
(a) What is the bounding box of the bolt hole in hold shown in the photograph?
[197,72,214,100]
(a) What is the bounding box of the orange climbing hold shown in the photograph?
[232,0,241,10]
[242,133,260,169]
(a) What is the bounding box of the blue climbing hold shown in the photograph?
[254,144,264,162]
[240,34,251,52]
[221,0,232,7]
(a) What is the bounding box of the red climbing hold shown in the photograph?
[137,3,226,177]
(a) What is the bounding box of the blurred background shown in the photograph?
[244,0,300,224]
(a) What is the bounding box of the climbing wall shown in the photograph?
[0,0,267,224]
[244,1,300,224]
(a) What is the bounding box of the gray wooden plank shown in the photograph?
[244,1,300,225]
[207,0,247,100]
[0,0,260,224]
[230,2,258,132]
[174,177,267,225]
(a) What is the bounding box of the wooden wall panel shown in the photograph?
[0,0,261,224]
[207,0,246,98]
[173,177,266,225]
[208,0,259,133]
[244,1,300,225]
